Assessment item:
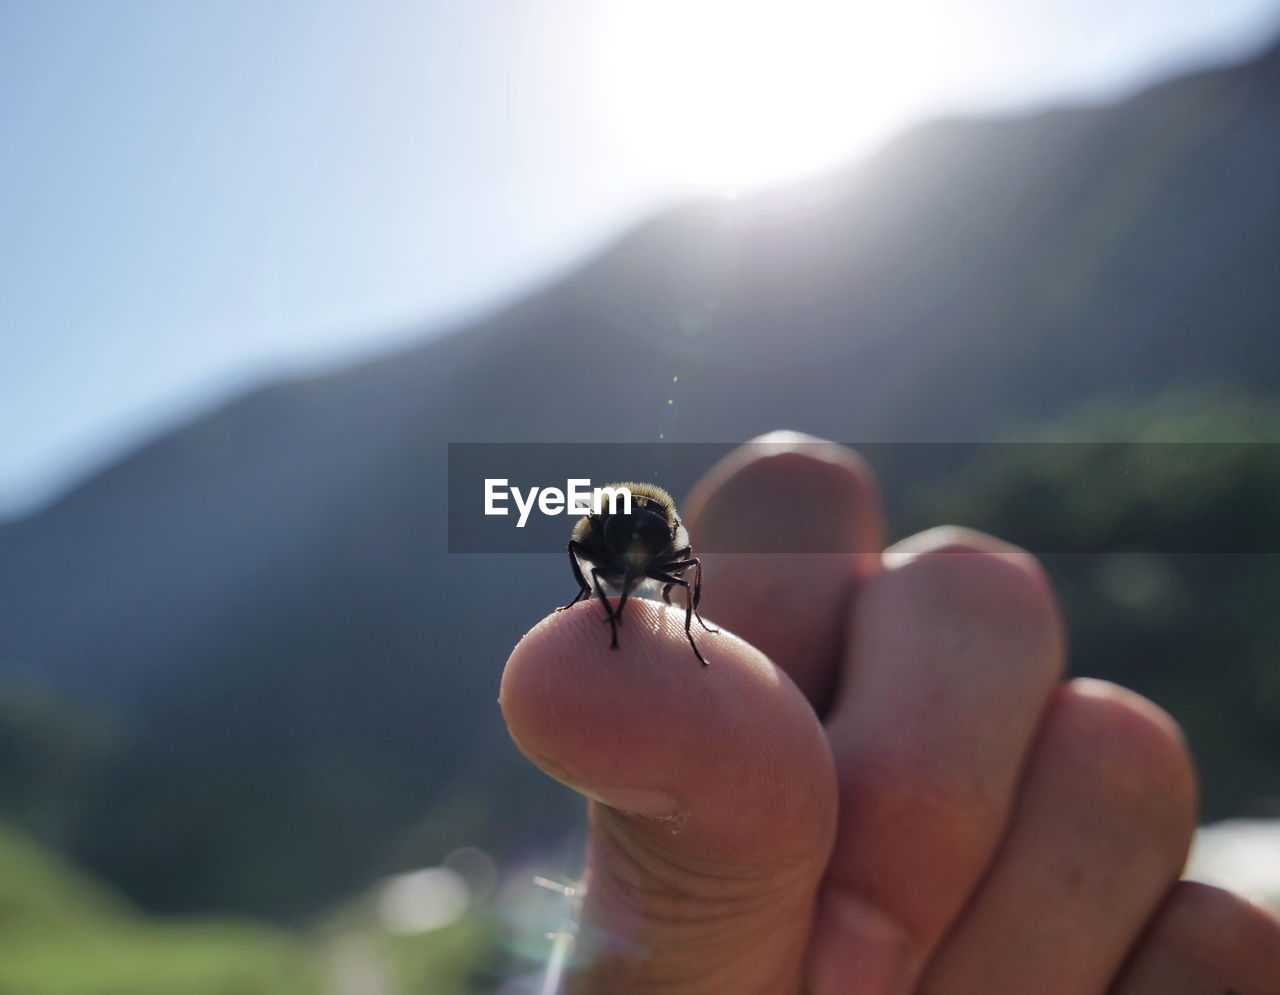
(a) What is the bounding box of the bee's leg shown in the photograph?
[657,558,718,633]
[691,558,718,633]
[590,568,620,649]
[557,540,591,611]
[558,589,590,612]
[648,571,709,665]
[661,583,675,604]
[614,575,639,628]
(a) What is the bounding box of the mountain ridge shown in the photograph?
[2,35,1279,916]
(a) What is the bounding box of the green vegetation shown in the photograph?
[0,821,508,993]
[901,389,1280,820]
[0,825,320,995]
[321,908,500,995]
[0,672,117,846]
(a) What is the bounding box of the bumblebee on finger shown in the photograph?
[557,482,718,665]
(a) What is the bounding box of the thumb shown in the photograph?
[500,598,836,993]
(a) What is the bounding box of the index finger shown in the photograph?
[682,432,884,708]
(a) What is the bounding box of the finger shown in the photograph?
[1110,881,1280,994]
[682,431,884,707]
[500,598,836,993]
[811,530,1065,994]
[920,679,1198,995]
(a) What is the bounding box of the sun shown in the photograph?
[594,0,948,192]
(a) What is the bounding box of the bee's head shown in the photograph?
[603,506,672,574]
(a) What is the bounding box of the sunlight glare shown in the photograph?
[595,0,950,190]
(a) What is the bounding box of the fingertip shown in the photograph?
[500,598,836,861]
[873,526,1066,681]
[502,598,780,761]
[503,598,727,756]
[1054,678,1200,839]
[684,433,883,555]
[677,434,884,704]
[883,525,1041,576]
[502,598,749,713]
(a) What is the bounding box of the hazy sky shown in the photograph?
[3,0,1279,515]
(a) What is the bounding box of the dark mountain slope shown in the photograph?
[2,38,1279,917]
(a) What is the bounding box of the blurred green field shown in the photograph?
[0,821,506,995]
[0,825,320,995]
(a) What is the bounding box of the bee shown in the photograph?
[557,482,718,665]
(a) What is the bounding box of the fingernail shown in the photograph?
[746,429,836,453]
[581,787,680,818]
[883,525,1025,568]
[808,886,911,995]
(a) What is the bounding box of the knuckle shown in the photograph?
[590,812,818,930]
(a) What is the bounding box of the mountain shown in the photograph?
[2,37,1279,918]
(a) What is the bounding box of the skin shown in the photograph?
[499,433,1280,994]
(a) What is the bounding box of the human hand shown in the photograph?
[500,434,1280,993]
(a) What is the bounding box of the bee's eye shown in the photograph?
[633,509,671,547]
[603,514,632,551]
[603,508,669,552]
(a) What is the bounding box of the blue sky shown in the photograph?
[3,0,1279,516]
